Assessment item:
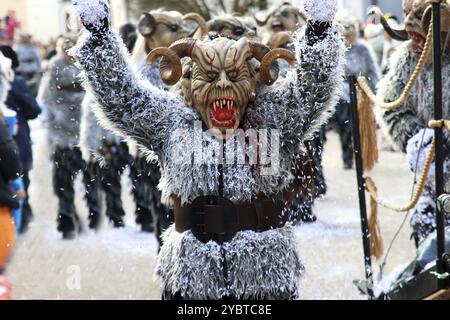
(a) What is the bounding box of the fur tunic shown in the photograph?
[378,41,450,242]
[71,25,345,298]
[377,41,450,152]
[38,55,85,149]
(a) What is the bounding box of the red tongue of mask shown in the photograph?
[211,106,235,121]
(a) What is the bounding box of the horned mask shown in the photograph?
[369,0,450,57]
[148,37,296,138]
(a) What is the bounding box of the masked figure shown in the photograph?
[377,0,450,246]
[71,0,344,299]
[254,2,306,47]
[38,35,86,239]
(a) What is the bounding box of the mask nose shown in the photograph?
[216,71,231,91]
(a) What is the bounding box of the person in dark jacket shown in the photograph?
[0,50,20,301]
[0,45,41,234]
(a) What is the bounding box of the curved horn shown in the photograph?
[259,48,297,85]
[183,13,209,37]
[252,13,269,27]
[249,42,297,85]
[147,38,197,85]
[138,12,157,37]
[367,6,409,41]
[248,42,271,61]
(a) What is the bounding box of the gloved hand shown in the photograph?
[72,0,109,35]
[303,0,338,23]
[303,0,337,44]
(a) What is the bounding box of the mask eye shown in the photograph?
[234,27,244,36]
[227,70,238,79]
[169,25,179,32]
[207,71,218,81]
[281,10,289,18]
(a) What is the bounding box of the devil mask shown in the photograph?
[148,37,296,138]
[370,0,450,57]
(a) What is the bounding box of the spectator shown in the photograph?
[0,45,41,234]
[0,51,22,297]
[5,11,20,43]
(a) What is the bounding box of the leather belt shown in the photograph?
[173,194,288,244]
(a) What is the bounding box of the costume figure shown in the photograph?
[71,0,344,299]
[80,96,130,229]
[254,2,306,47]
[38,35,86,239]
[377,0,450,246]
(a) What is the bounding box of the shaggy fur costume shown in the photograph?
[70,4,344,298]
[378,41,450,244]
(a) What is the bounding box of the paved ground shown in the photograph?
[6,120,417,299]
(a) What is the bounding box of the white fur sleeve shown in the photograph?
[256,24,344,157]
[70,30,189,153]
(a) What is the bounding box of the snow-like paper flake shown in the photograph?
[303,0,338,23]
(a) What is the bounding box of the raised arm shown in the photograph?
[70,0,189,152]
[257,0,345,155]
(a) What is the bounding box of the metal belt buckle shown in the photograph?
[190,195,236,244]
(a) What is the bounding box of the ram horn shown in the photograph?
[367,6,409,41]
[183,13,209,37]
[147,38,197,85]
[249,42,297,85]
[259,48,297,85]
